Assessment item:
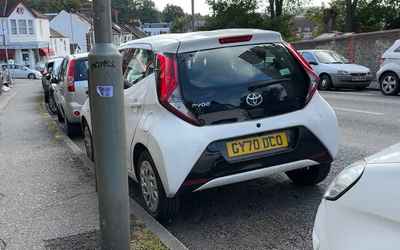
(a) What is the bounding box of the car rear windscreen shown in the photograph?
[177,43,310,125]
[75,59,88,81]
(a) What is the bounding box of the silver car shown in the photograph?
[54,53,88,137]
[299,50,372,90]
[0,64,42,79]
[377,39,400,95]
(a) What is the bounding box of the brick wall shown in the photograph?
[293,29,400,88]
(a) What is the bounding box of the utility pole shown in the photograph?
[89,0,130,249]
[191,0,195,32]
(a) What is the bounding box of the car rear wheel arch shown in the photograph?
[379,70,399,82]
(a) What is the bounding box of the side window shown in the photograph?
[394,46,400,53]
[60,59,68,81]
[302,52,317,63]
[123,49,154,89]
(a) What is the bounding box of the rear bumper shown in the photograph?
[179,126,332,193]
[64,101,83,123]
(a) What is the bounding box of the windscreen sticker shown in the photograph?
[265,56,275,63]
[280,68,291,76]
[96,85,113,97]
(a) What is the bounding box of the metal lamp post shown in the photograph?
[89,0,130,248]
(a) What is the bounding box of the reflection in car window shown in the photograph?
[123,49,153,89]
[302,52,317,62]
[314,51,345,64]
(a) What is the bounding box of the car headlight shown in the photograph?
[324,161,365,201]
[337,70,350,75]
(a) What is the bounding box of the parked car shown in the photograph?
[41,58,64,103]
[53,53,88,136]
[299,49,372,90]
[377,39,400,95]
[0,64,42,79]
[81,29,339,220]
[313,143,400,250]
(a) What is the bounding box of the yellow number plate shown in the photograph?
[226,132,289,158]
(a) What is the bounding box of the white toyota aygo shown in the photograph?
[81,29,339,219]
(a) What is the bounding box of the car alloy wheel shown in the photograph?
[381,73,399,95]
[318,74,331,91]
[140,160,160,213]
[28,73,35,79]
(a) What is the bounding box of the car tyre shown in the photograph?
[56,106,64,123]
[380,72,400,96]
[319,74,332,91]
[286,163,331,186]
[28,73,36,80]
[138,150,179,220]
[83,122,94,161]
[44,91,49,103]
[48,93,58,115]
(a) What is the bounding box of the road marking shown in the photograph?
[333,107,384,116]
[322,91,377,97]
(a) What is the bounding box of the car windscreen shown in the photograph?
[177,43,309,125]
[74,59,88,81]
[314,51,345,64]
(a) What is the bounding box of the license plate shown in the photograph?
[226,132,289,158]
[352,76,366,81]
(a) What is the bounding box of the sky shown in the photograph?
[154,0,331,15]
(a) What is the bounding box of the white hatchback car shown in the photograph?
[313,143,400,250]
[377,39,400,95]
[81,29,339,219]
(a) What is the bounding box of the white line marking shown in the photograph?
[321,91,376,96]
[333,107,384,116]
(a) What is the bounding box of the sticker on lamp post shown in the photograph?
[96,85,114,97]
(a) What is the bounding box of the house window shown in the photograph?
[10,19,17,34]
[28,20,34,34]
[18,20,27,34]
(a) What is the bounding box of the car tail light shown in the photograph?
[285,43,319,104]
[156,53,201,126]
[219,35,252,44]
[66,59,76,92]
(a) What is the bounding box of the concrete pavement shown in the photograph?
[0,80,99,249]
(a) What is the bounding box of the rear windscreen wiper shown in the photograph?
[248,78,291,91]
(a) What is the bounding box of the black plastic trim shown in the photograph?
[178,126,333,193]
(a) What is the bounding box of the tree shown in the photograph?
[162,4,184,23]
[130,0,160,23]
[205,0,264,29]
[345,0,359,31]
